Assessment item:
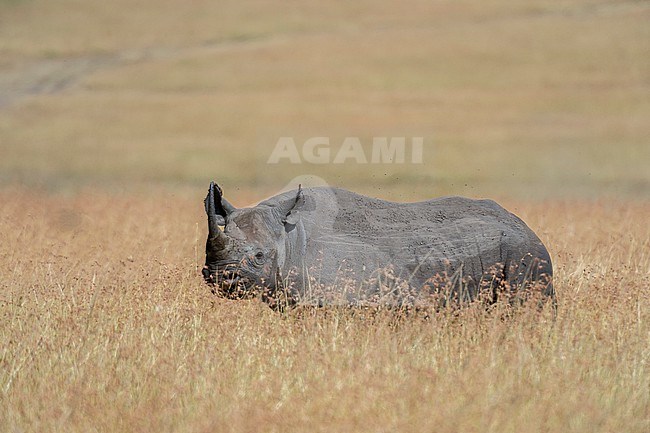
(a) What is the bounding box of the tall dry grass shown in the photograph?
[0,188,648,432]
[1,1,648,431]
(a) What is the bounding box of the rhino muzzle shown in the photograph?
[203,257,257,298]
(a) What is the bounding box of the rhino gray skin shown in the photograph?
[202,182,554,310]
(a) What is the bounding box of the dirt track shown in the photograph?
[0,38,271,108]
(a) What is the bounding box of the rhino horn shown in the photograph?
[212,182,237,215]
[204,181,229,251]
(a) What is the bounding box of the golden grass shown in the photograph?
[0,189,648,432]
[0,1,648,430]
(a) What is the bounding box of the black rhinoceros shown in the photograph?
[202,182,553,310]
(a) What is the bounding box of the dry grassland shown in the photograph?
[1,0,649,431]
[0,190,648,432]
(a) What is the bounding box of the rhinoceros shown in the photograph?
[202,182,554,310]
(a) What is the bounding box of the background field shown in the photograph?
[1,0,649,199]
[1,0,649,432]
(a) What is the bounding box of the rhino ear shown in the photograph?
[282,185,305,227]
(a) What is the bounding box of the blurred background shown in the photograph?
[1,0,648,203]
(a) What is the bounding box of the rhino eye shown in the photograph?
[254,251,265,265]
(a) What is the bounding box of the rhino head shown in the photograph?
[202,181,304,300]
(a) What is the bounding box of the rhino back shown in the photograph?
[273,187,551,298]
